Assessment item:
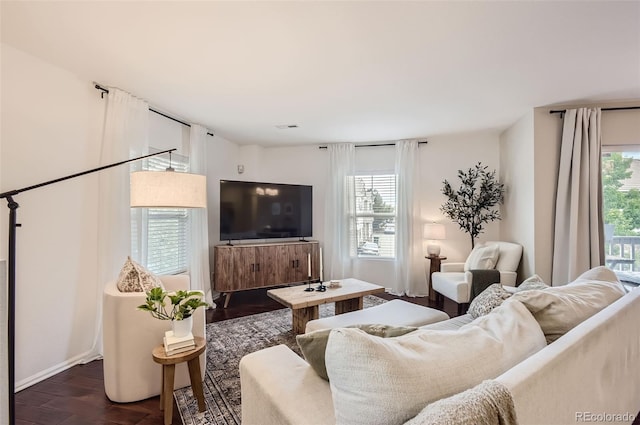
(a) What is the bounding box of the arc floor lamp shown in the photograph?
[0,148,207,425]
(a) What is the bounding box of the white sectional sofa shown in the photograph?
[240,267,640,424]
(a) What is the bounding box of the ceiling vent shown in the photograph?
[276,124,298,129]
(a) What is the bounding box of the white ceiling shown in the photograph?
[2,1,639,146]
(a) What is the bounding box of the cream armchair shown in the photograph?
[431,241,523,315]
[103,274,206,403]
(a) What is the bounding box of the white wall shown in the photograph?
[1,43,104,389]
[420,132,502,263]
[602,108,640,146]
[501,101,640,284]
[6,33,635,390]
[499,111,535,280]
[206,134,241,279]
[224,133,503,292]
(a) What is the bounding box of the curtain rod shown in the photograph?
[318,141,428,149]
[549,105,640,115]
[94,84,215,137]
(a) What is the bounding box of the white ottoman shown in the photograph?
[304,299,450,333]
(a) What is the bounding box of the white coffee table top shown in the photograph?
[267,278,385,310]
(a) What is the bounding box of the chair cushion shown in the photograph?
[490,241,523,272]
[464,244,500,271]
[325,298,546,425]
[116,256,163,292]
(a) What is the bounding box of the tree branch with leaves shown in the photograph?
[440,163,505,249]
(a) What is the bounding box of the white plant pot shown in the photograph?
[171,316,193,338]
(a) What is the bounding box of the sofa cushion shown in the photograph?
[464,244,500,271]
[325,298,546,425]
[516,274,549,292]
[569,265,619,285]
[116,256,163,292]
[468,283,512,319]
[296,324,417,380]
[512,274,625,343]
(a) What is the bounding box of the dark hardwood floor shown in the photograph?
[15,287,451,425]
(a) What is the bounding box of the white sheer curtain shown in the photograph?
[324,143,356,280]
[552,107,604,285]
[393,140,426,296]
[86,88,148,360]
[189,124,213,305]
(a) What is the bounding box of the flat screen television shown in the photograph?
[220,180,312,241]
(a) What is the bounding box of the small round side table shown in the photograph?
[152,335,207,425]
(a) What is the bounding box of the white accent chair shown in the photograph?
[431,241,523,315]
[103,274,206,403]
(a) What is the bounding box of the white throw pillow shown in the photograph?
[325,298,546,425]
[512,277,625,343]
[569,265,619,286]
[464,244,500,271]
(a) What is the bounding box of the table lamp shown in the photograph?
[424,223,446,256]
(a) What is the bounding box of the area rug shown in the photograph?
[174,295,387,425]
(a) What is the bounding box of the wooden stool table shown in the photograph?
[152,336,206,425]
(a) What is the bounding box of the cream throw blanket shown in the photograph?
[406,380,518,425]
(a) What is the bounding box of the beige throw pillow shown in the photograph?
[116,256,163,292]
[296,324,417,380]
[325,298,546,425]
[512,278,625,343]
[464,244,500,271]
[516,274,550,292]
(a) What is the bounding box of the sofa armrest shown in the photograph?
[499,271,517,287]
[462,270,517,288]
[240,345,335,425]
[440,262,464,273]
[497,290,640,424]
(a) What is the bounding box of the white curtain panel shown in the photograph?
[552,108,604,285]
[324,143,356,280]
[87,88,149,360]
[188,124,213,305]
[393,140,426,296]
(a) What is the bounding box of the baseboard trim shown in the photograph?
[15,350,101,391]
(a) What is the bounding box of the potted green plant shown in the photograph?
[138,287,209,337]
[440,162,505,249]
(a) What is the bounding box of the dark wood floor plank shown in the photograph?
[16,287,447,424]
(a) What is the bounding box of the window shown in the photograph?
[602,147,640,289]
[352,174,396,258]
[132,149,190,275]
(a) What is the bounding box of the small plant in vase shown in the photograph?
[138,287,209,337]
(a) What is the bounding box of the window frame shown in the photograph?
[131,148,190,275]
[351,172,397,259]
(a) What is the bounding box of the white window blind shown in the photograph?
[132,150,189,275]
[352,174,396,258]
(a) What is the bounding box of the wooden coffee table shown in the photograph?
[267,278,385,334]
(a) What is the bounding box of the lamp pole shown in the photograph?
[0,148,175,425]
